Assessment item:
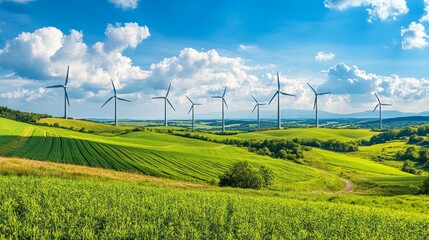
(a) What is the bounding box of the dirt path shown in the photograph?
[339,177,353,193]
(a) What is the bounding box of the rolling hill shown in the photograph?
[0,117,428,238]
[0,117,343,191]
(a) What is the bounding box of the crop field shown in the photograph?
[170,127,377,142]
[0,116,428,238]
[38,118,135,135]
[0,174,428,239]
[0,118,344,191]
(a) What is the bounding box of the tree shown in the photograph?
[219,161,274,189]
[420,177,429,194]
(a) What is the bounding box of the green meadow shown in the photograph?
[0,116,428,238]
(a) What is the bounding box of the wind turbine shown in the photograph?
[186,95,201,131]
[212,87,229,133]
[268,72,296,129]
[46,65,70,119]
[152,83,175,126]
[307,83,331,128]
[372,93,391,130]
[251,95,266,131]
[101,79,131,126]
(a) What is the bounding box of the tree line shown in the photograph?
[0,106,52,124]
[157,129,359,163]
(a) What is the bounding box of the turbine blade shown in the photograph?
[251,94,258,103]
[223,98,229,109]
[252,104,257,113]
[65,89,70,106]
[186,95,193,104]
[166,83,171,97]
[307,83,316,94]
[277,72,280,90]
[258,103,266,106]
[268,92,278,105]
[280,92,296,97]
[318,92,331,95]
[212,96,222,98]
[65,65,69,86]
[117,97,131,103]
[101,96,114,108]
[372,104,380,113]
[374,93,380,103]
[166,98,175,111]
[187,105,193,115]
[152,97,165,99]
[194,103,202,105]
[222,87,227,98]
[381,103,391,106]
[111,79,116,95]
[46,85,64,88]
[313,98,317,110]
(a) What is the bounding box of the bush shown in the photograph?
[419,177,429,194]
[219,161,274,189]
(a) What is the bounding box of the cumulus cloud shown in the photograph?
[0,22,151,99]
[107,0,138,10]
[1,87,48,102]
[319,62,429,103]
[315,51,335,61]
[420,0,429,22]
[104,22,150,52]
[324,0,408,22]
[400,22,429,50]
[145,48,271,100]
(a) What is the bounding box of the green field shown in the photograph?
[1,175,427,239]
[169,127,377,142]
[0,117,344,191]
[38,118,135,135]
[1,116,428,238]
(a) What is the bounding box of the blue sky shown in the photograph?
[1,0,429,120]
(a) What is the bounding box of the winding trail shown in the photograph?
[339,177,353,193]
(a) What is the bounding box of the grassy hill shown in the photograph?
[38,118,135,135]
[170,127,377,142]
[0,157,428,239]
[0,117,428,238]
[0,117,342,191]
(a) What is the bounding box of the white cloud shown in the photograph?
[324,0,409,22]
[0,23,151,99]
[1,87,48,102]
[238,44,256,51]
[104,22,150,52]
[107,0,138,10]
[319,62,429,105]
[400,22,429,50]
[420,0,429,22]
[315,51,335,61]
[146,48,269,100]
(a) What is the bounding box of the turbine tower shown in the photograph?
[212,87,229,133]
[186,95,201,131]
[46,65,70,119]
[307,83,331,128]
[251,95,266,131]
[372,93,391,130]
[101,79,131,126]
[152,83,175,126]
[268,72,296,129]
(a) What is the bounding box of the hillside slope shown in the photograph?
[0,118,340,191]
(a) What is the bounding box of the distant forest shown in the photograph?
[0,106,51,124]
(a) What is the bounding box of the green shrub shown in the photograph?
[420,177,429,194]
[219,161,274,189]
